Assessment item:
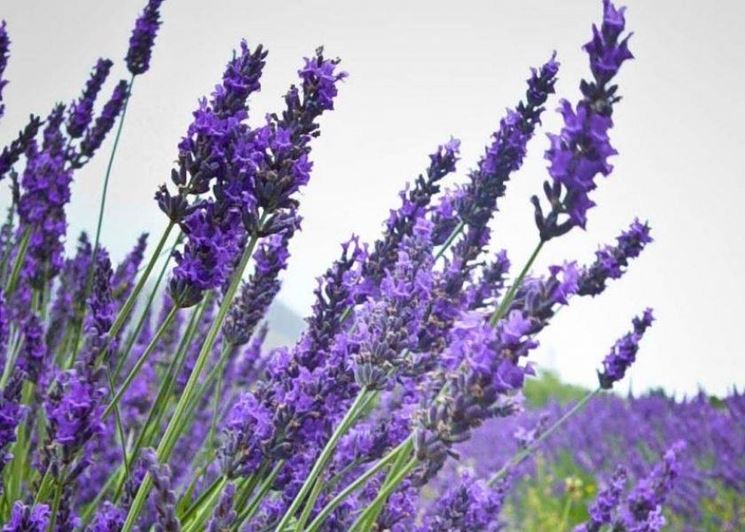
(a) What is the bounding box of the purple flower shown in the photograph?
[220,392,274,477]
[18,314,47,383]
[43,367,105,469]
[466,249,511,310]
[0,114,42,181]
[302,235,367,362]
[141,448,180,531]
[168,203,242,307]
[364,138,460,284]
[213,40,268,117]
[419,472,506,531]
[125,0,165,76]
[353,217,435,390]
[457,55,558,234]
[0,21,9,120]
[207,482,236,532]
[3,502,50,532]
[0,370,25,478]
[46,232,92,352]
[223,213,299,345]
[16,137,72,289]
[66,58,113,138]
[112,233,148,304]
[579,218,652,297]
[576,466,627,532]
[89,501,126,532]
[598,308,654,389]
[78,79,129,161]
[532,0,633,239]
[297,49,348,112]
[619,441,686,528]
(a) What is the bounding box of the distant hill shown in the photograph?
[263,299,305,349]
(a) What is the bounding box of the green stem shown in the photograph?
[113,230,182,381]
[277,389,371,530]
[434,219,465,261]
[4,227,30,297]
[109,220,175,342]
[348,458,417,532]
[106,368,131,479]
[178,472,226,523]
[305,439,411,532]
[490,239,544,326]
[488,387,601,486]
[232,461,285,531]
[92,75,135,262]
[182,475,228,532]
[123,226,263,531]
[103,305,178,418]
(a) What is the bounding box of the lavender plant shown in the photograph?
[0,0,736,531]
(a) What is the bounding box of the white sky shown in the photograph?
[2,0,744,396]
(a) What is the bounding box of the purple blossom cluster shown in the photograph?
[0,2,725,531]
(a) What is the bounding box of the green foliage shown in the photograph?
[523,370,589,407]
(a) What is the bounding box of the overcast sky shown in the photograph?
[2,0,744,396]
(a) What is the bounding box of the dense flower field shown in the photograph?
[0,0,739,530]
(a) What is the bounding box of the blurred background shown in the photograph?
[2,0,743,396]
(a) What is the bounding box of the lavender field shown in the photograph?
[0,0,742,530]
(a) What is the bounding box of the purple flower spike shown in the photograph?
[579,218,652,296]
[0,370,26,479]
[0,21,9,120]
[419,472,506,531]
[125,0,165,76]
[598,308,654,389]
[364,138,460,285]
[458,55,559,235]
[576,466,628,532]
[532,0,633,240]
[78,79,129,162]
[618,441,686,529]
[89,501,126,532]
[0,114,43,181]
[298,48,348,113]
[223,213,299,346]
[66,58,113,138]
[3,502,50,532]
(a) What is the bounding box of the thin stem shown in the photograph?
[232,461,285,531]
[434,219,465,261]
[490,239,544,326]
[3,227,30,297]
[69,76,136,361]
[182,475,228,532]
[113,230,182,381]
[488,387,601,486]
[123,226,264,531]
[109,220,175,342]
[103,305,179,418]
[306,439,412,532]
[92,74,135,262]
[277,389,371,530]
[348,458,417,532]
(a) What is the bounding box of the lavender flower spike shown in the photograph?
[618,441,686,529]
[598,308,654,389]
[578,218,652,297]
[3,502,51,532]
[575,466,627,532]
[66,58,113,138]
[0,20,9,120]
[126,0,165,76]
[533,0,633,240]
[222,213,299,346]
[78,79,129,161]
